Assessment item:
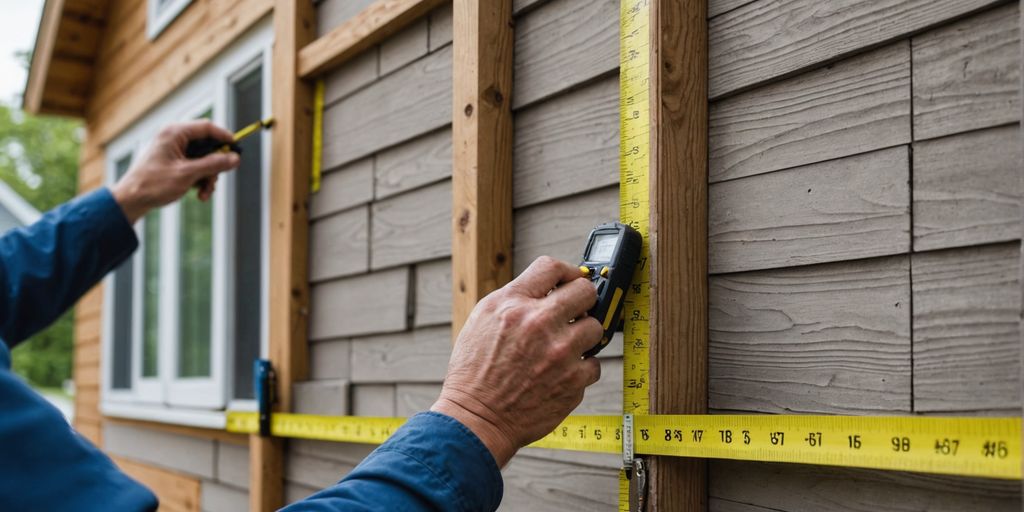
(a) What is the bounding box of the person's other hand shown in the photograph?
[431,256,603,467]
[111,120,240,223]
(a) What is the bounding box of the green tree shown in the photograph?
[0,99,82,388]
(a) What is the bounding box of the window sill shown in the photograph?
[101,402,226,430]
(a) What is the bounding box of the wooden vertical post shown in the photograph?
[647,0,708,510]
[251,1,316,510]
[451,0,514,339]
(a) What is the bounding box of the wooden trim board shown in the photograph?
[450,0,514,339]
[299,0,448,78]
[251,0,316,510]
[647,0,709,510]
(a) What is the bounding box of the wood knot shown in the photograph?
[458,280,467,293]
[458,210,471,232]
[495,252,507,265]
[464,103,474,117]
[482,85,504,108]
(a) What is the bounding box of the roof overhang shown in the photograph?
[23,0,110,118]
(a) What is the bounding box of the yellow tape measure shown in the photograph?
[310,79,326,193]
[227,411,1021,480]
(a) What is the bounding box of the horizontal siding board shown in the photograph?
[316,0,377,37]
[428,3,453,51]
[913,125,1022,252]
[709,0,1003,99]
[912,3,1021,141]
[512,0,618,109]
[310,340,351,380]
[513,76,619,208]
[309,268,410,340]
[911,243,1022,412]
[291,439,376,464]
[374,128,452,200]
[323,48,378,106]
[310,158,374,219]
[513,186,619,274]
[323,46,452,168]
[709,256,912,414]
[709,0,757,18]
[371,180,452,269]
[396,383,443,416]
[414,259,452,327]
[201,481,247,512]
[709,42,911,183]
[352,384,398,416]
[379,17,429,76]
[214,442,249,490]
[500,456,619,510]
[104,423,215,478]
[285,482,319,504]
[710,460,1021,511]
[350,325,452,383]
[709,147,911,274]
[294,379,350,415]
[309,206,369,282]
[286,452,356,489]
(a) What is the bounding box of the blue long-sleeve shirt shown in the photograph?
[0,188,503,511]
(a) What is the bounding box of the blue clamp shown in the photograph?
[254,359,276,437]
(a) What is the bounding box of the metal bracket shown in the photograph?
[629,457,648,512]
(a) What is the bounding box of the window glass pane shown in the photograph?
[178,110,214,378]
[232,65,263,399]
[141,209,160,378]
[111,155,134,389]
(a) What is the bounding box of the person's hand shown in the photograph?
[111,120,240,223]
[431,256,603,467]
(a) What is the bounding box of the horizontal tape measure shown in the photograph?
[227,411,1021,480]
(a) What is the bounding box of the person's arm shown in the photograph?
[286,257,603,511]
[0,120,239,349]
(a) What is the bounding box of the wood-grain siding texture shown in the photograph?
[703,0,1024,508]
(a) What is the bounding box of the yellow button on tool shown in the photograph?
[600,266,610,277]
[579,266,591,277]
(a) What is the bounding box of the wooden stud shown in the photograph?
[450,0,514,340]
[250,0,316,510]
[647,0,708,510]
[299,0,447,78]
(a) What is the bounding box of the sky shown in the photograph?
[0,0,45,105]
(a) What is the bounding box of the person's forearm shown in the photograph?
[0,188,137,347]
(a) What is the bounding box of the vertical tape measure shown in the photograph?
[619,0,651,509]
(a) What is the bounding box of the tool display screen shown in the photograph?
[588,234,618,261]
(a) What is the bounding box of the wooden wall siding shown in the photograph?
[709,461,1022,512]
[913,126,1022,252]
[708,42,911,183]
[201,481,248,512]
[371,179,453,269]
[316,0,378,37]
[708,0,756,19]
[293,379,350,415]
[215,442,251,490]
[286,441,375,490]
[396,383,444,415]
[415,259,453,327]
[73,284,103,445]
[352,384,398,416]
[499,456,619,511]
[323,49,379,106]
[708,147,911,274]
[513,76,619,208]
[349,325,452,383]
[512,186,620,274]
[310,159,374,219]
[708,0,1003,100]
[912,243,1022,412]
[308,268,410,340]
[322,46,453,168]
[114,456,201,512]
[380,18,430,75]
[309,206,370,281]
[309,340,352,380]
[511,0,618,110]
[104,423,216,479]
[429,4,454,50]
[911,3,1021,142]
[709,256,912,414]
[375,128,452,200]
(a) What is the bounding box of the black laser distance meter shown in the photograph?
[578,222,642,357]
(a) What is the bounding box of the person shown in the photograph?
[0,121,605,511]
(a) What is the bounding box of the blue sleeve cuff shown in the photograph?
[79,188,139,264]
[374,411,504,511]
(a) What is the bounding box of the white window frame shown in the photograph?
[100,17,272,424]
[147,0,193,40]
